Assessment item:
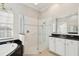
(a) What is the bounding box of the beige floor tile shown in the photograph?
[23,49,58,56]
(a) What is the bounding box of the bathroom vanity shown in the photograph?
[49,34,79,56]
[0,39,23,56]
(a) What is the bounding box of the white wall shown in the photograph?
[41,3,79,18]
[5,3,39,39]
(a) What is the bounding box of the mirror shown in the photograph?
[57,13,78,34]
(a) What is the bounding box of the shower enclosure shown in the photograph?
[19,15,50,55]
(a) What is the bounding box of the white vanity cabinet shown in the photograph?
[55,38,66,56]
[49,37,66,56]
[49,37,55,52]
[66,39,79,56]
[49,36,79,56]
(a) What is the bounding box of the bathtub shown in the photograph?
[0,43,18,56]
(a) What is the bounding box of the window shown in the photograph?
[0,11,13,38]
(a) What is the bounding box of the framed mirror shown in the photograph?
[57,13,78,34]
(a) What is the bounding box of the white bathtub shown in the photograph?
[0,43,18,56]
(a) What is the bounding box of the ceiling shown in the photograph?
[23,3,53,12]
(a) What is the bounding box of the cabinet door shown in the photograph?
[66,40,78,56]
[55,38,65,55]
[49,37,55,52]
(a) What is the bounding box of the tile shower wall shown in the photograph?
[38,16,54,52]
[38,25,47,51]
[23,16,38,54]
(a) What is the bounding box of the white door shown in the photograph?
[55,38,65,55]
[49,37,55,52]
[66,39,78,56]
[24,25,38,55]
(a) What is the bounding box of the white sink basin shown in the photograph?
[0,43,18,56]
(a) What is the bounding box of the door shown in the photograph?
[66,39,78,56]
[55,38,65,55]
[38,24,47,52]
[24,25,38,55]
[49,37,55,52]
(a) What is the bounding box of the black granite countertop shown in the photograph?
[49,33,79,41]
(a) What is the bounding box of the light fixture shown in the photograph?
[54,4,59,7]
[0,3,6,11]
[34,3,38,5]
[0,3,12,13]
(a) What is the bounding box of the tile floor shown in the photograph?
[23,49,58,56]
